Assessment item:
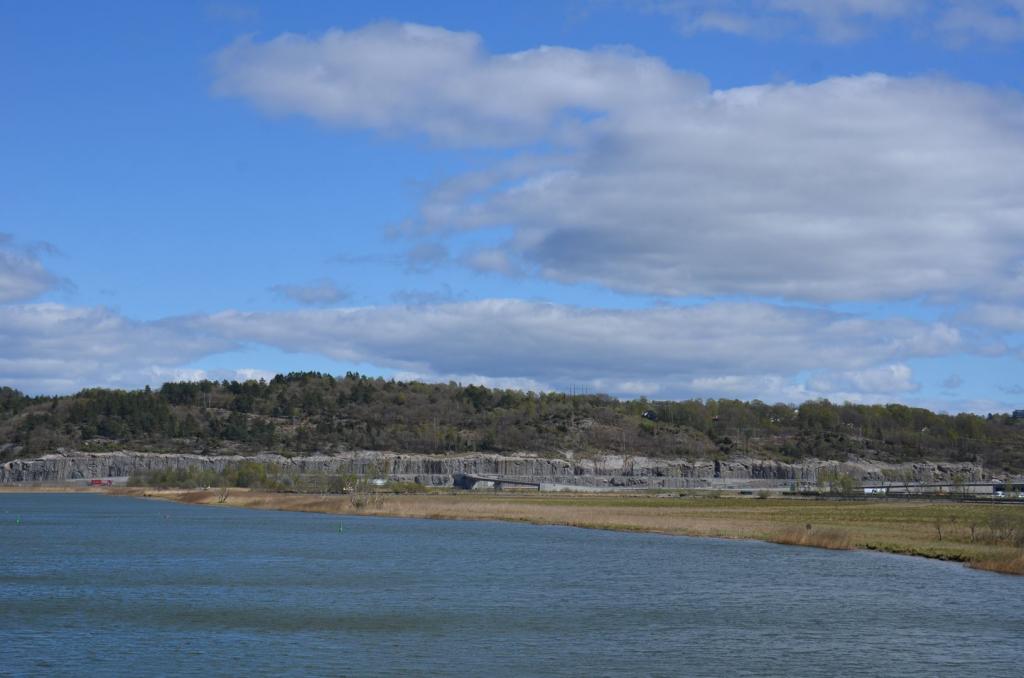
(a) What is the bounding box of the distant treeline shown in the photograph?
[1,372,1022,471]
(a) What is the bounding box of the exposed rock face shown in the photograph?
[0,450,984,488]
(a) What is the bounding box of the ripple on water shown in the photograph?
[1,493,1023,677]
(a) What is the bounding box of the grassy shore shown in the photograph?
[109,487,1024,576]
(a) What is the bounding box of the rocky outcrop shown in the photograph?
[0,449,984,489]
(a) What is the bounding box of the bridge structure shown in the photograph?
[452,473,542,491]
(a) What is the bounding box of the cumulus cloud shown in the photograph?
[962,303,1024,331]
[806,363,919,395]
[0,235,62,303]
[0,304,235,394]
[189,300,961,398]
[426,74,1024,302]
[270,279,349,305]
[0,298,973,402]
[215,25,1024,303]
[213,22,701,145]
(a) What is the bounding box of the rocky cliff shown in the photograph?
[0,450,984,489]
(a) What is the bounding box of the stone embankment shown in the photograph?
[0,450,984,489]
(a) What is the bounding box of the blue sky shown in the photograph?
[2,0,1024,412]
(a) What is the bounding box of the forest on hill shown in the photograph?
[1,372,1022,472]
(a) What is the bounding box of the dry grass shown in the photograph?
[771,526,853,550]
[107,487,1024,576]
[176,490,217,503]
[968,552,1024,575]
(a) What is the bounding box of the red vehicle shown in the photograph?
[88,479,113,487]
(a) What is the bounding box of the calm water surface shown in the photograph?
[1,493,1023,677]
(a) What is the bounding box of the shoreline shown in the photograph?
[96,486,1024,577]
[4,485,1020,575]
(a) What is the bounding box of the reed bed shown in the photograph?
[771,526,853,550]
[968,552,1024,575]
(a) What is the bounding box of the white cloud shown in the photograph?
[773,0,924,41]
[392,370,553,394]
[687,374,811,401]
[143,366,277,384]
[391,284,462,306]
[912,395,1015,415]
[685,10,758,36]
[270,279,349,305]
[0,304,235,394]
[143,366,211,383]
[638,1,1024,44]
[631,0,925,42]
[430,74,1024,302]
[960,303,1024,331]
[213,22,702,145]
[0,298,978,405]
[216,25,1024,303]
[191,300,961,399]
[231,367,277,382]
[689,365,924,403]
[0,236,62,303]
[462,248,520,276]
[806,363,919,394]
[937,0,1024,43]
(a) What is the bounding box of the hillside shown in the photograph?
[1,372,1022,472]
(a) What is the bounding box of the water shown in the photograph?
[1,494,1022,677]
